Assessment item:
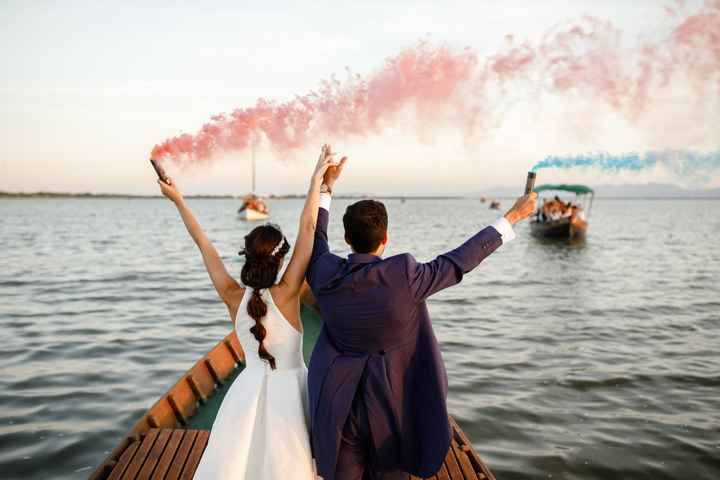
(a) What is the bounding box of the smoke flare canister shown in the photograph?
[150,158,169,183]
[525,171,536,195]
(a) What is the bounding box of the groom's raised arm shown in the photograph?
[312,193,331,260]
[405,217,515,302]
[306,192,332,286]
[307,147,347,285]
[406,192,536,302]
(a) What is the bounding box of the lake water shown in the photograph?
[1,197,718,479]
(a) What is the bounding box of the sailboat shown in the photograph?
[238,144,269,221]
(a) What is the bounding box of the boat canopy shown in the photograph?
[534,184,594,195]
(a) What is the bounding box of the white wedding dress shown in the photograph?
[193,288,316,479]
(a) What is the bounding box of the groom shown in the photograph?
[306,153,536,479]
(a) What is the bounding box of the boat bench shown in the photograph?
[95,417,493,480]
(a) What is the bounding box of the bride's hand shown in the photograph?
[158,177,183,204]
[323,149,347,190]
[312,144,340,186]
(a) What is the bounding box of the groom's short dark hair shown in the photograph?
[343,200,388,253]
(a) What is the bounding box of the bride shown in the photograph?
[157,145,347,479]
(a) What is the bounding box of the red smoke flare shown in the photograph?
[151,1,720,166]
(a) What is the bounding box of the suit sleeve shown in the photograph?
[406,225,504,302]
[306,202,331,287]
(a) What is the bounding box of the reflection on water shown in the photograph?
[0,198,719,480]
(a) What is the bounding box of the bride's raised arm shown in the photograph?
[158,177,243,316]
[278,145,346,299]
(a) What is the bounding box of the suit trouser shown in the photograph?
[334,386,406,480]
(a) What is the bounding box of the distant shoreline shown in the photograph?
[0,191,463,200]
[0,191,239,199]
[1,191,718,200]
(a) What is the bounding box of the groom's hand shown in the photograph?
[504,192,537,225]
[322,145,347,190]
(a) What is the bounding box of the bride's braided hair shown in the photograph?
[239,224,290,370]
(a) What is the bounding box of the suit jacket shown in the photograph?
[306,207,503,479]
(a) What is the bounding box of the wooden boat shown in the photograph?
[530,184,594,241]
[90,307,498,480]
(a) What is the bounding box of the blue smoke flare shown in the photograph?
[531,150,720,183]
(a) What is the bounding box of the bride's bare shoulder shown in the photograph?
[269,284,302,332]
[226,285,246,319]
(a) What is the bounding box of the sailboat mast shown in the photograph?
[251,143,256,193]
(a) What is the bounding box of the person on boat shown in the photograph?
[305,153,537,480]
[561,203,573,219]
[540,198,550,221]
[543,199,562,221]
[569,204,586,223]
[239,194,268,214]
[157,145,344,480]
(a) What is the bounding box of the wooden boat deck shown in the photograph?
[90,323,497,480]
[96,429,208,480]
[93,418,494,480]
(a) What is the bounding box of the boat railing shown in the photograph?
[90,332,244,479]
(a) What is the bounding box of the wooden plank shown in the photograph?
[144,399,178,431]
[166,394,188,426]
[223,337,243,364]
[167,380,199,423]
[137,429,172,480]
[91,463,115,480]
[188,362,218,399]
[186,375,207,404]
[436,462,451,480]
[228,332,244,362]
[206,344,236,380]
[450,439,478,480]
[152,430,186,480]
[120,430,159,480]
[450,417,495,480]
[179,430,210,479]
[164,430,198,480]
[90,435,134,480]
[106,437,141,480]
[443,446,464,480]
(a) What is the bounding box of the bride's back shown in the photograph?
[235,288,304,371]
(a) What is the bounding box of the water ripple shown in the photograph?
[1,198,719,480]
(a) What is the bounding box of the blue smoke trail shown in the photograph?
[531,150,720,184]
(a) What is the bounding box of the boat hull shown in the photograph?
[90,307,497,480]
[530,217,587,241]
[238,207,269,221]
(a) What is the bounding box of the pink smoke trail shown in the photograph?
[151,1,720,166]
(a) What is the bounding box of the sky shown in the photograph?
[1,0,718,195]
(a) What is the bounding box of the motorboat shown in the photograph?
[530,184,594,241]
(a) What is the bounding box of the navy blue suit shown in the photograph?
[306,207,503,479]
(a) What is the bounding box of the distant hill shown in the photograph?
[476,183,720,198]
[2,184,718,199]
